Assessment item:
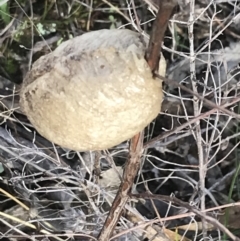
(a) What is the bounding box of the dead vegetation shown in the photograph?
[0,0,240,241]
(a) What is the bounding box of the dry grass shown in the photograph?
[0,0,240,240]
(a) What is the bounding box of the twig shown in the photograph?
[97,1,177,240]
[0,211,66,241]
[156,74,240,120]
[0,188,29,211]
[131,193,240,241]
[101,0,131,22]
[187,1,207,237]
[111,202,240,240]
[97,133,144,240]
[145,0,178,72]
[144,95,240,148]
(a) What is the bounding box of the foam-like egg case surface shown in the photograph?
[20,29,166,151]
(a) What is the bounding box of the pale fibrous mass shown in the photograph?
[20,29,166,151]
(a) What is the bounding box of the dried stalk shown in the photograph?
[144,94,240,149]
[131,193,240,241]
[156,74,240,120]
[97,133,144,241]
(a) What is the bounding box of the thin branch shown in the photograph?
[144,94,240,149]
[97,133,144,241]
[131,193,240,241]
[145,0,178,72]
[156,74,240,120]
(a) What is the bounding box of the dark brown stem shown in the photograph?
[97,133,143,241]
[145,0,177,73]
[97,1,177,240]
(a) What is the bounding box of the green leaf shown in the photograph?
[0,0,10,24]
[0,0,8,7]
